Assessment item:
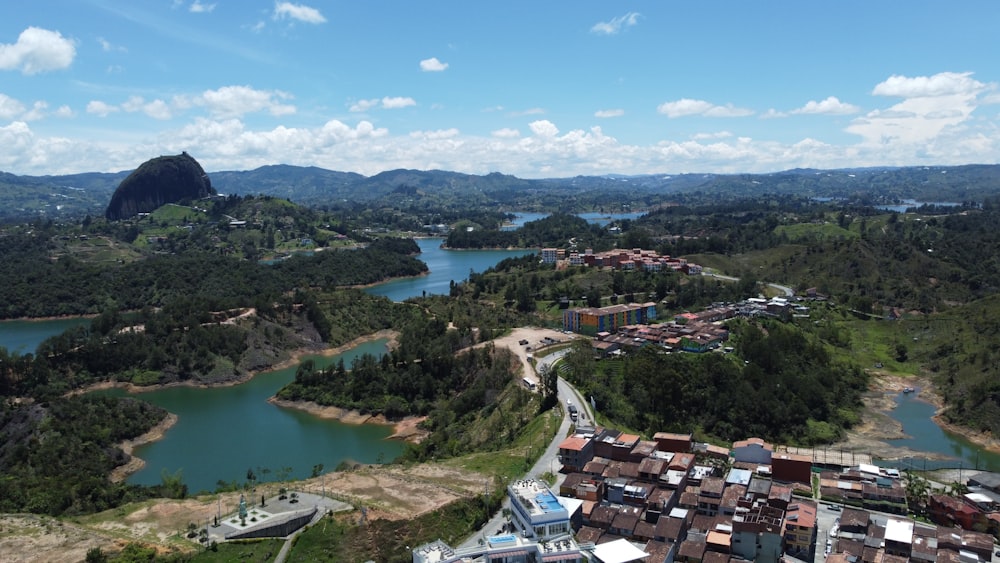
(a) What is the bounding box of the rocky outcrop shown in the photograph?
[104,152,215,220]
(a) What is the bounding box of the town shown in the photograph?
[414,428,1000,563]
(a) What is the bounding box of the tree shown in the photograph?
[246,467,257,491]
[85,547,108,563]
[538,364,558,412]
[949,480,969,496]
[904,470,930,515]
[585,287,601,308]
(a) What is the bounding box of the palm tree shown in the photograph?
[904,470,930,515]
[949,480,969,496]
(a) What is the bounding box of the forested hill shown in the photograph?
[3,163,1000,220]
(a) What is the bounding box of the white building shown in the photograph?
[508,479,572,539]
[412,534,585,563]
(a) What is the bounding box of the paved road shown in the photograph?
[456,349,587,550]
[702,270,794,297]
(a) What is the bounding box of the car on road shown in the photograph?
[828,504,841,511]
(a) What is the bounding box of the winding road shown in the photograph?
[702,270,794,297]
[457,331,591,550]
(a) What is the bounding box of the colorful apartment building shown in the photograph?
[563,302,657,336]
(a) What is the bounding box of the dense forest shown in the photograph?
[0,229,425,319]
[445,212,610,250]
[0,395,174,515]
[560,319,868,445]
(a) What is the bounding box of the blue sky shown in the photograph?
[1,1,998,177]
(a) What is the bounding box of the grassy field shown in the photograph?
[775,222,858,242]
[188,539,284,562]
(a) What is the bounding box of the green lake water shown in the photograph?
[0,317,92,354]
[94,338,404,493]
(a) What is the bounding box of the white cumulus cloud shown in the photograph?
[189,1,216,13]
[847,71,993,147]
[86,100,119,117]
[410,128,459,140]
[419,57,448,72]
[0,93,26,119]
[691,131,733,140]
[90,96,173,119]
[350,97,416,111]
[491,128,520,138]
[595,109,624,118]
[199,85,295,118]
[510,108,545,117]
[529,120,559,137]
[658,98,753,118]
[381,96,416,109]
[349,98,379,112]
[873,71,985,98]
[791,96,860,115]
[591,12,641,35]
[273,2,326,24]
[0,27,76,75]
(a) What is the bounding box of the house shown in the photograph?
[610,506,643,538]
[558,435,595,473]
[654,432,693,453]
[697,477,725,516]
[630,440,660,462]
[591,538,650,563]
[676,536,706,562]
[719,484,746,517]
[771,452,811,485]
[638,456,670,483]
[731,438,773,465]
[936,527,994,561]
[968,471,1000,494]
[655,510,691,544]
[782,500,817,559]
[883,518,914,559]
[838,506,870,536]
[643,540,677,563]
[730,498,784,563]
[929,493,981,530]
[609,434,642,462]
[589,505,618,530]
[624,482,655,507]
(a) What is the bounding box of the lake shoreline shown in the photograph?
[1,313,100,322]
[71,329,400,396]
[880,372,1000,455]
[266,397,429,444]
[841,372,1000,462]
[109,412,179,484]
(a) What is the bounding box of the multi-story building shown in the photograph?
[731,497,784,563]
[782,500,817,559]
[562,302,657,335]
[507,479,572,540]
[557,434,595,473]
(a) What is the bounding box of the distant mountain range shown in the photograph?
[2,163,999,221]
